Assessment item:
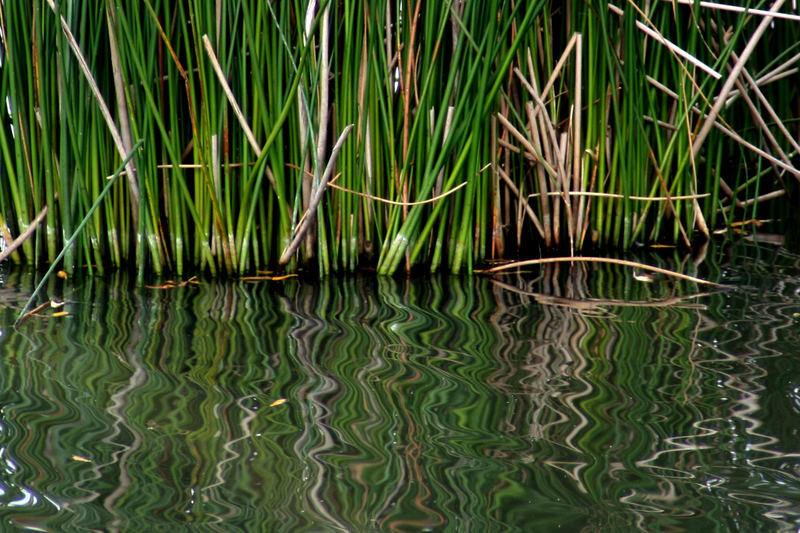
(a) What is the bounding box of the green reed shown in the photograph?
[0,1,797,276]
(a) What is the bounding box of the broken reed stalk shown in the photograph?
[691,0,786,160]
[105,4,139,222]
[327,180,468,206]
[0,206,48,264]
[728,51,800,159]
[664,0,800,22]
[45,0,140,215]
[278,125,355,267]
[646,75,798,177]
[490,278,713,310]
[479,256,727,288]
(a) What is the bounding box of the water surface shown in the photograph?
[0,243,799,532]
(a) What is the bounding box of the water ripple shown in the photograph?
[0,247,798,531]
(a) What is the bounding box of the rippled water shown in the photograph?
[0,243,799,532]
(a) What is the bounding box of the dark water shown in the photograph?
[0,243,799,532]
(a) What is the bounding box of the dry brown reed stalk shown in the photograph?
[105,5,139,222]
[526,191,710,201]
[727,51,800,165]
[490,278,712,310]
[643,65,799,214]
[278,125,355,267]
[691,0,787,160]
[0,207,48,264]
[500,37,585,253]
[664,0,800,22]
[646,78,798,178]
[327,181,468,206]
[724,52,800,105]
[478,256,727,288]
[613,1,795,242]
[45,0,139,213]
[495,165,546,237]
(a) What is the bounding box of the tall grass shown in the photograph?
[0,1,798,276]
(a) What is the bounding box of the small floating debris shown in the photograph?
[16,299,70,325]
[146,276,200,289]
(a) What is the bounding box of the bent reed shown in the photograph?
[0,1,798,277]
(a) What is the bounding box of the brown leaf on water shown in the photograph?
[18,300,67,324]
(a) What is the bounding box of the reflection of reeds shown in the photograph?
[0,3,798,275]
[0,250,799,529]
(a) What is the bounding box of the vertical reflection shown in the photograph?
[281,280,350,532]
[0,251,797,531]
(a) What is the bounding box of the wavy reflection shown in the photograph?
[0,244,797,531]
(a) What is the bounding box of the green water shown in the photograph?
[0,244,799,532]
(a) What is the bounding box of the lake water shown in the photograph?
[0,242,799,532]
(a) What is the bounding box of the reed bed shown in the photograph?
[0,1,798,276]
